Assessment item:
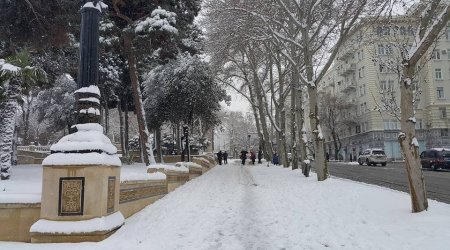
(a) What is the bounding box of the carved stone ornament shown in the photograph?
[59,177,85,216]
[107,176,116,214]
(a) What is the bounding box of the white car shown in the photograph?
[358,148,387,166]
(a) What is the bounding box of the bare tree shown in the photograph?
[271,0,388,180]
[396,1,450,212]
[319,92,356,160]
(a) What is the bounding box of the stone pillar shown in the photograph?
[30,1,124,243]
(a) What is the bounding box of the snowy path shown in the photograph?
[2,160,450,249]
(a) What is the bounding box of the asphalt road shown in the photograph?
[323,161,450,204]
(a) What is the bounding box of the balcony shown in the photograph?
[341,81,357,93]
[339,63,356,76]
[339,49,354,61]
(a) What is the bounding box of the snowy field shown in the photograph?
[1,160,450,249]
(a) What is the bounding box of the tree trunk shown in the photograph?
[302,27,328,180]
[398,65,428,212]
[252,79,273,161]
[308,86,328,181]
[104,99,109,136]
[124,101,130,158]
[0,78,20,180]
[297,88,308,170]
[176,123,181,153]
[118,104,126,156]
[332,131,340,161]
[122,32,156,165]
[276,55,289,168]
[23,95,33,145]
[156,127,164,163]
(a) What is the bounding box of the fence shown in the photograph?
[17,145,51,153]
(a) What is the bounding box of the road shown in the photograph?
[324,161,450,204]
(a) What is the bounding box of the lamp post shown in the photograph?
[32,1,124,243]
[248,134,251,149]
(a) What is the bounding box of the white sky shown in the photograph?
[221,90,250,112]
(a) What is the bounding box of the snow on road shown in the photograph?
[2,160,450,249]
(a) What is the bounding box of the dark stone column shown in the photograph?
[75,2,102,125]
[78,5,100,88]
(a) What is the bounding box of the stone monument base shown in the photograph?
[30,227,120,243]
[30,211,124,243]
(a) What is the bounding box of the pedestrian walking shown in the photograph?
[250,151,256,164]
[272,153,279,166]
[223,151,228,164]
[240,150,248,165]
[217,150,223,165]
[257,150,263,164]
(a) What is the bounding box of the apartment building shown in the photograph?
[319,16,450,160]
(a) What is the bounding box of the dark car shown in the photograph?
[420,148,450,171]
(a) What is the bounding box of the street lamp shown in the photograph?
[247,134,251,149]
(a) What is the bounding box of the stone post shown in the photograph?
[30,1,124,243]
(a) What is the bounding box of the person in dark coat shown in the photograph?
[272,153,280,166]
[223,151,228,164]
[250,151,256,164]
[217,150,223,165]
[240,150,248,165]
[257,150,263,164]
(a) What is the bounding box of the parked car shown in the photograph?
[358,148,387,166]
[420,148,450,171]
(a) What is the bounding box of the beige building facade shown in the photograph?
[319,17,450,160]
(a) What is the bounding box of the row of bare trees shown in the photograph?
[203,0,450,213]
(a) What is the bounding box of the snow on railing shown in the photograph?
[17,145,51,152]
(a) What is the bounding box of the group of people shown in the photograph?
[216,150,228,165]
[240,149,263,165]
[216,149,282,166]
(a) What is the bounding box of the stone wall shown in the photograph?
[119,179,168,218]
[0,203,41,242]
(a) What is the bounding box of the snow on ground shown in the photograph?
[0,165,42,203]
[2,160,450,249]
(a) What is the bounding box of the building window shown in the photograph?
[388,80,395,91]
[439,107,447,118]
[384,119,390,130]
[432,50,441,60]
[447,49,450,59]
[360,104,363,114]
[378,44,385,55]
[380,80,394,91]
[380,80,386,90]
[446,28,450,40]
[389,119,398,130]
[415,119,423,130]
[441,128,449,137]
[359,86,363,96]
[400,26,407,35]
[437,87,445,99]
[363,102,367,113]
[357,50,364,61]
[408,26,416,36]
[379,64,387,73]
[356,125,361,133]
[358,67,365,78]
[435,68,442,80]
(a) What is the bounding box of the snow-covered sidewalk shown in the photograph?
[2,160,450,249]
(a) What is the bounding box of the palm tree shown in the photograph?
[0,51,46,180]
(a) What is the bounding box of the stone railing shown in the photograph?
[17,145,51,152]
